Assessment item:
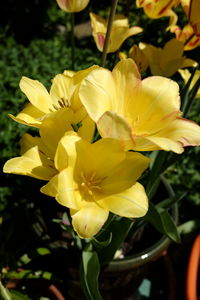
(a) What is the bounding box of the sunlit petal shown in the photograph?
[71,203,109,238]
[98,182,148,218]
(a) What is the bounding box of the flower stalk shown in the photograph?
[100,0,119,67]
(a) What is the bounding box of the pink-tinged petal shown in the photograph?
[71,203,109,238]
[97,33,105,51]
[97,111,135,150]
[146,117,200,153]
[127,76,180,134]
[97,182,148,218]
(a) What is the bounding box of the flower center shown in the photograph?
[79,171,102,201]
[52,97,69,111]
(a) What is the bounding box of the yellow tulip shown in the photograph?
[90,13,143,53]
[178,69,200,98]
[10,67,97,142]
[181,0,200,36]
[140,39,197,77]
[56,0,90,13]
[169,24,200,50]
[79,58,200,154]
[3,133,58,180]
[136,0,179,24]
[41,133,149,238]
[3,107,77,179]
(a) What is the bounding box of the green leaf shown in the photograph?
[6,270,52,281]
[97,217,133,263]
[144,202,181,243]
[0,281,12,300]
[80,251,102,300]
[36,248,50,256]
[8,290,32,300]
[92,232,112,249]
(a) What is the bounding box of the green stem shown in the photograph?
[71,12,75,70]
[184,33,195,46]
[100,0,119,67]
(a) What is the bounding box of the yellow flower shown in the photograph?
[10,67,96,142]
[181,0,200,36]
[90,13,143,53]
[178,69,200,98]
[41,133,149,238]
[140,39,197,77]
[3,109,75,179]
[136,0,179,25]
[169,24,200,50]
[56,0,90,12]
[79,58,200,154]
[3,133,57,180]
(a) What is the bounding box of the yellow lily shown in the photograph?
[90,13,143,53]
[56,0,90,13]
[136,0,179,25]
[178,69,200,98]
[41,133,149,238]
[79,58,200,154]
[169,24,200,50]
[140,39,197,77]
[10,67,96,142]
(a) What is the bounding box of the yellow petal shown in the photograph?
[97,111,135,150]
[79,67,116,121]
[78,115,95,142]
[146,117,200,153]
[74,138,126,180]
[188,0,200,35]
[128,76,180,134]
[71,203,109,238]
[56,0,90,12]
[180,58,198,68]
[50,73,73,108]
[112,59,141,114]
[55,132,81,171]
[109,25,143,53]
[98,182,148,218]
[9,103,44,127]
[41,168,79,209]
[100,151,150,195]
[20,77,53,113]
[39,109,74,158]
[3,134,56,180]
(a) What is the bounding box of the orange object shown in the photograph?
[186,234,200,300]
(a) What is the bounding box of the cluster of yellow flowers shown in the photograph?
[3,58,200,238]
[3,0,200,239]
